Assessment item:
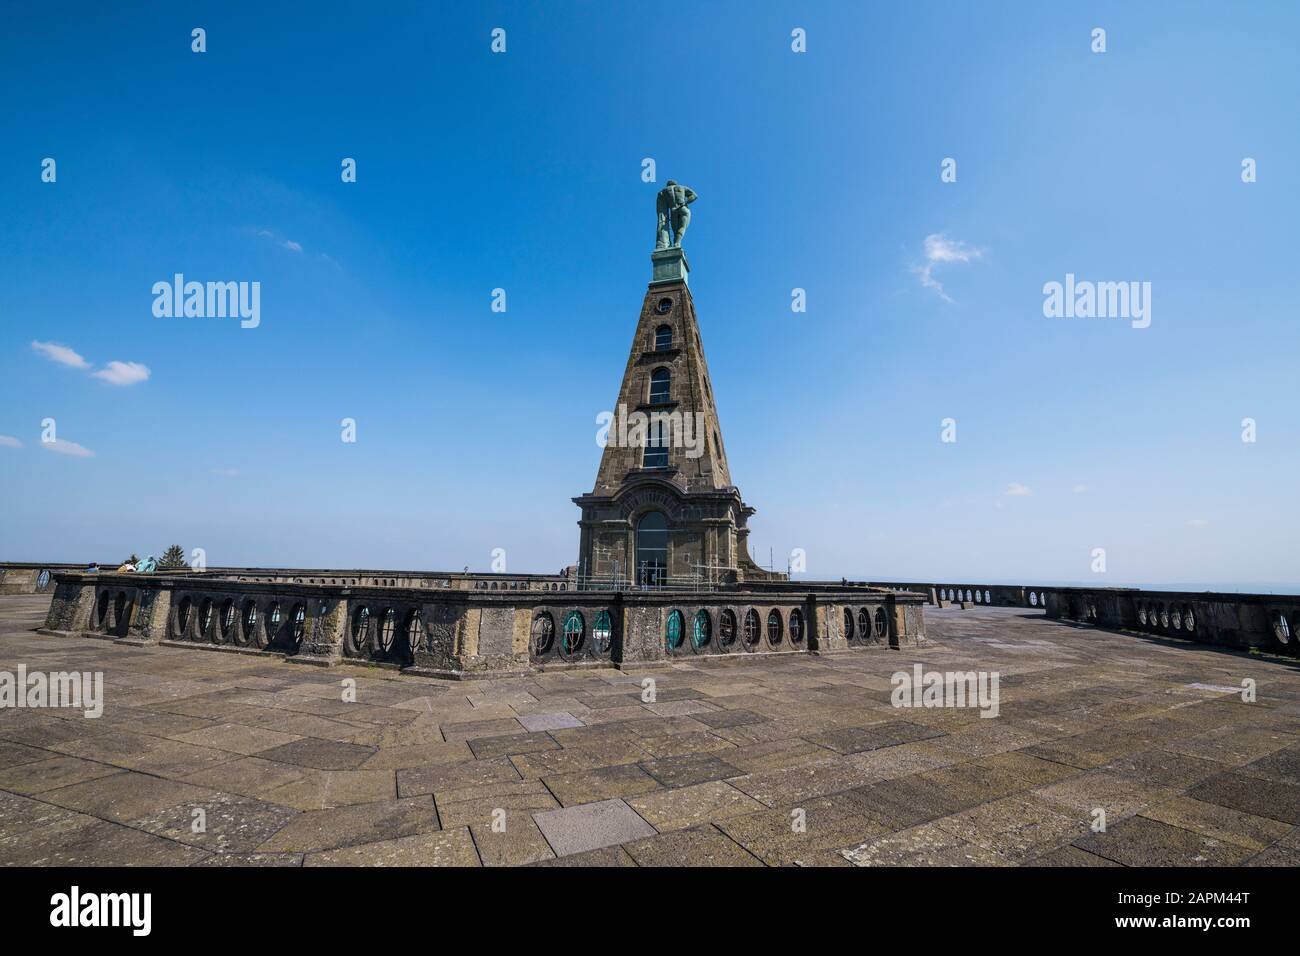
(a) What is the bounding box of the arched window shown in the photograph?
[643,417,668,468]
[789,609,804,644]
[874,607,888,638]
[654,325,673,350]
[743,609,760,646]
[649,368,671,404]
[220,600,236,641]
[291,604,306,642]
[379,608,396,650]
[636,511,668,586]
[200,598,214,637]
[858,608,870,640]
[843,607,854,641]
[665,609,684,651]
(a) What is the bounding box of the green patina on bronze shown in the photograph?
[655,180,697,250]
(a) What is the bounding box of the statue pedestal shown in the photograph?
[650,247,690,286]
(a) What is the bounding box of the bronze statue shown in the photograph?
[656,180,697,249]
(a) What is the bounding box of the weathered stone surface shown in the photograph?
[258,797,438,853]
[543,764,661,807]
[627,780,765,831]
[532,799,657,856]
[1073,815,1255,866]
[304,828,480,866]
[5,595,1299,867]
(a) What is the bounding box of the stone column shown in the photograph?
[292,596,346,665]
[122,584,173,646]
[40,576,96,635]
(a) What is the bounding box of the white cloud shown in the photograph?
[0,435,21,448]
[41,438,94,458]
[1004,482,1032,497]
[1186,518,1210,528]
[1072,484,1089,493]
[92,361,151,386]
[31,340,90,369]
[259,229,303,253]
[913,233,983,303]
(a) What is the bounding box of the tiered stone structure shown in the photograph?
[573,247,778,587]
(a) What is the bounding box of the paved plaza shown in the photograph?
[1,594,1298,866]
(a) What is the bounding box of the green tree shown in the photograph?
[122,553,140,566]
[159,545,186,569]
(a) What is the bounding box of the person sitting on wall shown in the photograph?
[86,562,99,572]
[117,561,136,572]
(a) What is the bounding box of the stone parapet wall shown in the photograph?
[870,582,1052,609]
[39,572,924,678]
[1046,587,1300,654]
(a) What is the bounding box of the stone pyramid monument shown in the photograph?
[573,183,781,588]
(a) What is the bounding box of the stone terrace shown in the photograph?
[1,594,1298,866]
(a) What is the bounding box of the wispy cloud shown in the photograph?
[913,234,983,303]
[41,438,94,458]
[1186,518,1210,528]
[1072,484,1089,494]
[0,435,21,449]
[1004,482,1032,497]
[31,341,90,369]
[92,361,151,386]
[258,229,304,253]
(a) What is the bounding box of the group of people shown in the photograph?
[85,556,159,573]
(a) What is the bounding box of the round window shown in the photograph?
[718,609,736,647]
[692,610,711,650]
[666,610,684,651]
[766,610,783,645]
[532,612,555,655]
[593,610,612,654]
[562,611,585,656]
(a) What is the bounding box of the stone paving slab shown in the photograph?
[532,798,657,856]
[4,595,1300,866]
[303,828,480,866]
[622,823,761,866]
[517,711,585,732]
[1072,814,1255,866]
[627,779,766,831]
[542,763,662,807]
[257,796,439,853]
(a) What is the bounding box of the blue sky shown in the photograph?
[2,1,1297,590]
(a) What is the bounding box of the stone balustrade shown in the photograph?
[37,571,924,678]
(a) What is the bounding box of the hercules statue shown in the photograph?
[655,180,698,250]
